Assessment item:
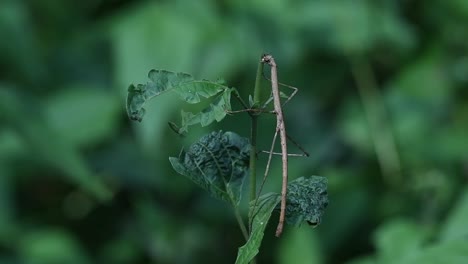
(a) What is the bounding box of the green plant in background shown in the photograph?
[3,0,468,263]
[126,55,328,263]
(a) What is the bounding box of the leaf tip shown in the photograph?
[129,108,145,122]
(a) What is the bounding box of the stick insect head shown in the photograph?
[261,54,274,65]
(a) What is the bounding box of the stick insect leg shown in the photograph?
[255,128,279,200]
[261,92,274,109]
[232,90,250,110]
[225,108,275,115]
[279,82,298,107]
[227,90,276,115]
[258,134,310,157]
[225,108,254,114]
[285,134,309,157]
[262,71,299,107]
[260,151,305,157]
[225,90,254,114]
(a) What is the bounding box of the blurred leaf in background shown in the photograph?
[1,0,467,263]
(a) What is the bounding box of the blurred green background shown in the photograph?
[1,0,468,263]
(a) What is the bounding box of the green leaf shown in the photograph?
[179,88,232,132]
[19,229,91,264]
[236,176,328,264]
[126,69,233,131]
[0,88,112,201]
[394,239,468,264]
[45,86,121,148]
[169,131,250,205]
[236,193,281,264]
[440,187,468,242]
[374,219,428,263]
[285,176,329,226]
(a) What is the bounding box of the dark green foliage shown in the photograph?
[0,89,112,201]
[127,69,234,132]
[169,131,250,206]
[285,176,329,226]
[3,0,468,263]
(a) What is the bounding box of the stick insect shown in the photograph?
[259,55,309,237]
[228,54,308,237]
[261,54,291,237]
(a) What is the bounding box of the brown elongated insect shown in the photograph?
[231,54,308,237]
[261,54,288,237]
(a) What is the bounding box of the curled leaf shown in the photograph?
[285,176,329,226]
[126,70,233,131]
[169,131,250,205]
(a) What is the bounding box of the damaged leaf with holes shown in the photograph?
[284,176,329,226]
[126,69,234,132]
[169,131,250,206]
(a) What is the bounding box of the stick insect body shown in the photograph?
[228,54,307,237]
[261,54,288,237]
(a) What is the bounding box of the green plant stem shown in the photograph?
[249,59,264,228]
[234,206,249,241]
[249,115,258,214]
[244,58,264,264]
[253,57,264,106]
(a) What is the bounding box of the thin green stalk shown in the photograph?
[249,116,258,212]
[234,206,249,241]
[253,57,264,106]
[249,59,264,228]
[244,57,264,264]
